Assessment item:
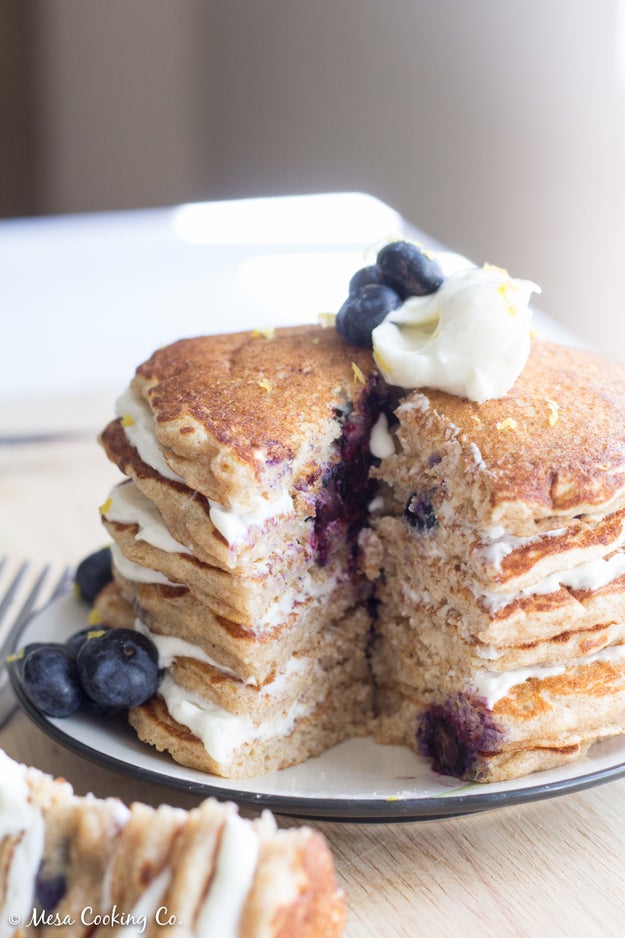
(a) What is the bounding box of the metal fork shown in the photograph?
[0,558,73,728]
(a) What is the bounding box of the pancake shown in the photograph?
[128,326,378,508]
[97,571,366,687]
[100,422,312,572]
[364,519,625,646]
[382,341,625,533]
[0,750,346,937]
[129,679,371,778]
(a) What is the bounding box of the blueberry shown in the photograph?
[22,645,85,717]
[348,265,382,295]
[35,869,67,912]
[65,625,111,659]
[76,629,160,709]
[75,547,112,603]
[404,491,438,532]
[420,710,472,778]
[82,695,124,718]
[376,241,444,299]
[336,284,401,348]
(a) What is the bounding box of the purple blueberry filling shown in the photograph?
[35,869,67,912]
[404,490,438,532]
[311,381,381,567]
[417,695,505,780]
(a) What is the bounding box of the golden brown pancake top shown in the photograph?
[134,325,376,467]
[397,341,625,521]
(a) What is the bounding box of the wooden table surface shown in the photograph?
[2,405,625,938]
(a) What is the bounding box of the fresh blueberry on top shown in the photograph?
[76,628,160,709]
[75,547,112,603]
[336,284,401,347]
[22,645,85,718]
[376,241,444,299]
[348,265,382,295]
[404,491,438,532]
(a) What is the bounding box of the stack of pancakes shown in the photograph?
[98,327,377,777]
[97,324,625,784]
[365,341,625,781]
[0,749,345,937]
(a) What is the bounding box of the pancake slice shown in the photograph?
[99,325,380,777]
[368,340,625,781]
[0,750,346,937]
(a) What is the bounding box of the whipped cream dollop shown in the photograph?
[372,264,541,403]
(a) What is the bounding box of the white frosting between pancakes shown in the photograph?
[104,482,192,555]
[116,386,294,546]
[475,641,625,707]
[0,753,45,938]
[195,812,259,938]
[158,672,312,765]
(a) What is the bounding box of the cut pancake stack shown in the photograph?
[0,749,345,937]
[98,326,378,777]
[364,341,625,781]
[97,322,625,785]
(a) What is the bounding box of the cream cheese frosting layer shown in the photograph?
[0,753,45,938]
[478,551,625,613]
[136,617,310,693]
[474,641,625,707]
[116,386,294,546]
[111,543,179,587]
[195,812,259,938]
[112,867,171,938]
[158,673,313,765]
[134,618,246,681]
[104,482,192,556]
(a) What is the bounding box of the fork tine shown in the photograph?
[0,561,29,623]
[10,565,52,637]
[0,562,74,729]
[50,566,74,602]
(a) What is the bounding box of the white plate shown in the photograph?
[10,594,625,821]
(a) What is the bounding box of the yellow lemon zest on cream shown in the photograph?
[99,498,113,516]
[374,349,391,374]
[483,262,510,278]
[318,312,336,328]
[87,628,107,639]
[5,649,25,663]
[121,414,135,428]
[496,417,518,432]
[87,608,102,626]
[258,378,273,392]
[252,326,275,340]
[351,362,365,384]
[546,399,559,426]
[497,282,517,317]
